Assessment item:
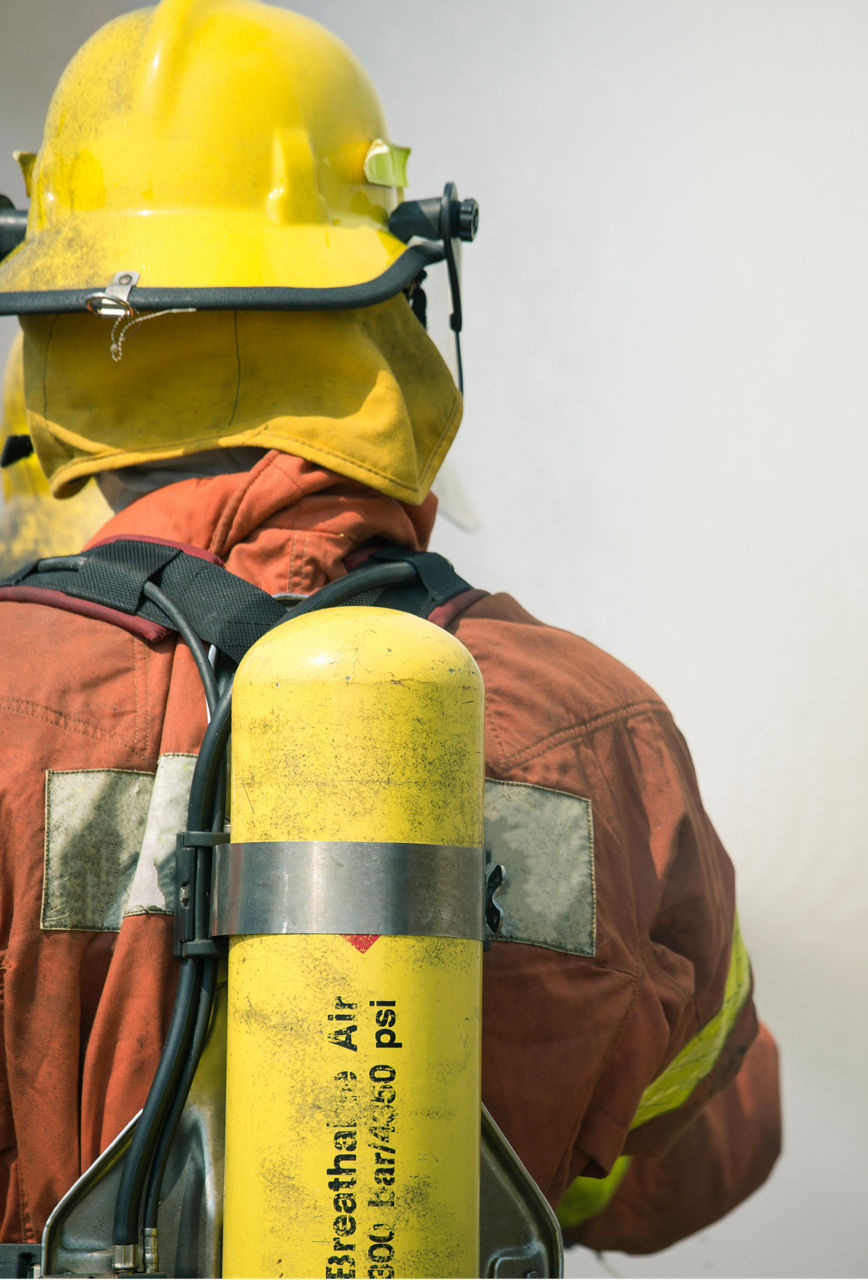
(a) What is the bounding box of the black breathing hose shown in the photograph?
[111,559,418,1251]
[111,642,234,1250]
[111,958,202,1248]
[143,581,220,715]
[284,558,415,619]
[139,689,234,1233]
[141,956,219,1232]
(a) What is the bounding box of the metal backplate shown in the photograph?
[40,983,562,1278]
[480,1106,564,1278]
[41,985,227,1278]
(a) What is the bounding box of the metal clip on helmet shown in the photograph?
[0,0,478,380]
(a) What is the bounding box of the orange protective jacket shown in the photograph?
[0,451,780,1252]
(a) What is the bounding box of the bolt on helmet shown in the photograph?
[0,0,476,336]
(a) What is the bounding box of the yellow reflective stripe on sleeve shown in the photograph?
[630,915,752,1130]
[556,1156,632,1229]
[555,918,751,1230]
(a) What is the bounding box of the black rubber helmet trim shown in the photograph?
[0,242,444,316]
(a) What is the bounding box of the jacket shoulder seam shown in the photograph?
[494,698,670,771]
[0,694,133,743]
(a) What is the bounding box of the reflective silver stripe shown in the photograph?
[41,763,593,947]
[42,754,196,931]
[126,754,196,917]
[484,778,595,957]
[211,841,485,939]
[43,768,153,931]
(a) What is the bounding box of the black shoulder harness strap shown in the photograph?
[0,537,485,662]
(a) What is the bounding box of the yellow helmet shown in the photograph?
[0,332,110,570]
[0,0,478,506]
[0,0,475,316]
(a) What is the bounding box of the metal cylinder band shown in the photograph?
[211,840,485,940]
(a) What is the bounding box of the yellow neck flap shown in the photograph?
[20,295,462,502]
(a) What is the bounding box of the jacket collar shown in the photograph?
[85,450,438,598]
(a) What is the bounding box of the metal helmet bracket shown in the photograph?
[389,182,479,391]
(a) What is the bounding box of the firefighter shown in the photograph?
[0,0,779,1260]
[0,331,111,573]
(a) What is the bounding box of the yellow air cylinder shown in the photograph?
[221,605,484,1279]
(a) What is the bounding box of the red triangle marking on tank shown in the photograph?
[342,934,380,953]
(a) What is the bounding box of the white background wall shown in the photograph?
[2,3,866,1277]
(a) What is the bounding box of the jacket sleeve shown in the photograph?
[566,1023,781,1254]
[461,597,782,1252]
[553,711,782,1254]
